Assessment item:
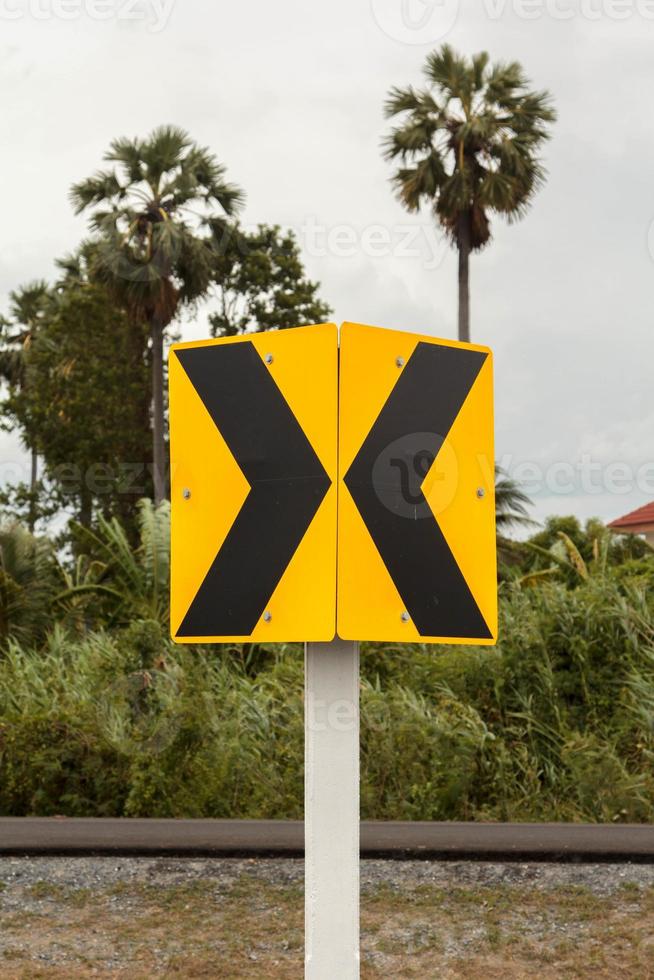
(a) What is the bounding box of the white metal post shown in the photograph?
[305,638,360,979]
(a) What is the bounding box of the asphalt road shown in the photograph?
[1,819,653,862]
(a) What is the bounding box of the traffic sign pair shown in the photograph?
[169,321,497,645]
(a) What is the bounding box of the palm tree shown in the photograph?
[495,464,536,570]
[0,521,59,647]
[0,281,51,530]
[383,45,556,341]
[495,464,534,535]
[70,126,244,503]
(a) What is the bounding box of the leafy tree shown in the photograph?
[0,479,61,536]
[383,44,556,341]
[209,224,331,337]
[7,283,152,532]
[70,125,244,502]
[521,515,652,587]
[528,516,596,565]
[0,282,51,529]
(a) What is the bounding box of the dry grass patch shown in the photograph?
[0,861,653,977]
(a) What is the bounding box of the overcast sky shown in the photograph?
[1,0,653,528]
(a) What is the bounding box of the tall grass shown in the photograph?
[1,572,653,821]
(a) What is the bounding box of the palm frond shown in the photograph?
[382,44,556,251]
[70,171,124,213]
[70,126,245,322]
[495,464,536,532]
[138,498,170,606]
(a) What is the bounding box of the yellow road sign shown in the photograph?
[169,323,338,643]
[337,322,497,644]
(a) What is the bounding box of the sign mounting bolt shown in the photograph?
[400,611,410,623]
[182,488,191,500]
[264,353,274,365]
[476,487,485,499]
[263,610,272,623]
[396,356,405,368]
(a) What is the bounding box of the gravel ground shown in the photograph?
[1,854,654,898]
[0,857,653,977]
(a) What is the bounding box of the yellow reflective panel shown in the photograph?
[169,323,338,643]
[169,350,250,639]
[337,321,497,645]
[432,352,497,642]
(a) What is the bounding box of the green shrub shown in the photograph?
[0,571,653,821]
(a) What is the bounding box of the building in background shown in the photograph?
[608,502,654,547]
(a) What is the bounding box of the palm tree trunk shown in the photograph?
[457,213,471,343]
[79,489,92,529]
[151,316,166,505]
[28,448,37,534]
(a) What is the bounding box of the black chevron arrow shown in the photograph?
[344,341,492,639]
[174,342,331,637]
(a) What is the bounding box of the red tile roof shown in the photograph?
[608,501,654,529]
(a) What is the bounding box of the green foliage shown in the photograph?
[0,281,52,530]
[383,44,556,250]
[0,557,653,821]
[5,283,152,530]
[2,127,332,527]
[495,464,536,572]
[517,515,654,587]
[0,497,651,822]
[56,499,171,630]
[361,680,496,820]
[70,125,245,328]
[209,224,332,337]
[0,479,61,536]
[360,575,654,822]
[383,44,556,340]
[70,124,246,504]
[0,625,305,818]
[495,464,534,535]
[0,281,51,412]
[0,524,59,648]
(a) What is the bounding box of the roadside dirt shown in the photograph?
[0,857,653,977]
